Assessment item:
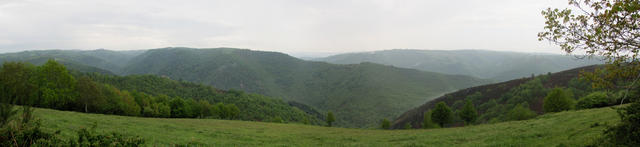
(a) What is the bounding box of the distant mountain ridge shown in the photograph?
[0,49,143,74]
[121,48,488,127]
[314,49,603,81]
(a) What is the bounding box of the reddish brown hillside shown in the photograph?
[391,65,600,129]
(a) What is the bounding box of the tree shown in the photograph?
[0,62,36,126]
[169,98,187,118]
[225,104,240,120]
[0,62,37,106]
[197,100,212,118]
[131,91,152,112]
[539,1,640,145]
[431,102,452,127]
[458,100,478,125]
[381,118,390,129]
[212,102,224,119]
[142,106,155,117]
[539,0,640,96]
[156,103,171,118]
[543,88,575,113]
[185,99,199,118]
[75,76,101,113]
[36,60,76,109]
[326,111,335,127]
[119,91,141,116]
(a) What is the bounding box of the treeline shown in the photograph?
[0,60,318,124]
[76,76,242,119]
[79,71,320,124]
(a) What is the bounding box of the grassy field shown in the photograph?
[35,106,619,146]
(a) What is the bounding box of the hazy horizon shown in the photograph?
[0,47,574,59]
[1,0,569,56]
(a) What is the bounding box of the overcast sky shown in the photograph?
[0,0,569,56]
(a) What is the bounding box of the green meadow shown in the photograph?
[35,106,619,146]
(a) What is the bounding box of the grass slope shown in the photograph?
[36,106,617,146]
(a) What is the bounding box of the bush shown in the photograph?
[0,106,62,146]
[576,91,611,109]
[326,111,335,127]
[507,103,537,121]
[422,110,439,129]
[73,124,145,146]
[381,118,390,129]
[403,123,412,129]
[0,103,17,126]
[611,90,637,105]
[599,102,640,146]
[543,88,575,113]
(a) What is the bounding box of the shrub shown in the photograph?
[599,102,640,146]
[543,88,575,113]
[326,111,335,127]
[72,122,145,146]
[74,129,145,146]
[576,91,611,109]
[381,118,390,129]
[0,106,62,146]
[403,123,412,129]
[507,103,537,121]
[422,110,439,129]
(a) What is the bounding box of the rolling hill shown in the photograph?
[314,49,603,81]
[34,105,617,146]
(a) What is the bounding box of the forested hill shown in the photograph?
[391,65,601,129]
[0,48,489,128]
[314,49,603,81]
[122,48,490,127]
[0,60,320,124]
